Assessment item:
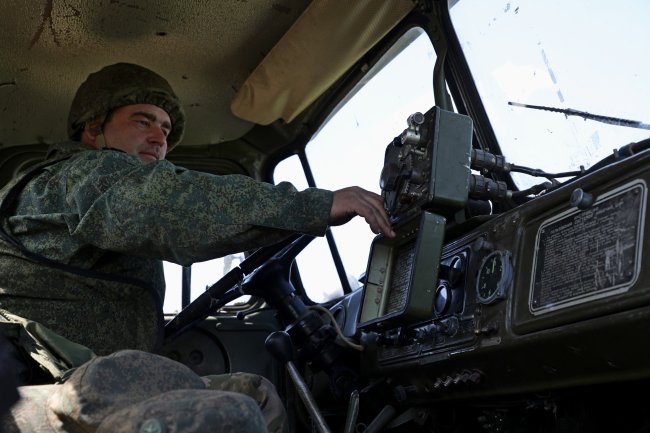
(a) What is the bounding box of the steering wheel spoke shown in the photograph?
[164,234,315,341]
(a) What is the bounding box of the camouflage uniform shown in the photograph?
[0,63,334,433]
[5,350,270,433]
[0,141,331,355]
[0,140,331,432]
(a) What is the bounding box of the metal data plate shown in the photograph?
[529,180,646,315]
[384,241,417,315]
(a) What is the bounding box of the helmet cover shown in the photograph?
[67,63,185,150]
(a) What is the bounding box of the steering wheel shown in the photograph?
[164,234,315,341]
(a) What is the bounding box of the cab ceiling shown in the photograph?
[0,0,311,148]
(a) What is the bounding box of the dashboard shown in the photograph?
[347,106,650,403]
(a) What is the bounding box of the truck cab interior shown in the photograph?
[2,1,650,432]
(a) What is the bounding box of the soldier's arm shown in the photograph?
[329,186,395,238]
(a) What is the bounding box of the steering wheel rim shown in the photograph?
[164,234,315,341]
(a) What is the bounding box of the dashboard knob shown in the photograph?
[434,282,452,316]
[570,188,594,209]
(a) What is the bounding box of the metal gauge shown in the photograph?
[476,250,512,304]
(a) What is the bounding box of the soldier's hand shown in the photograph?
[329,186,395,238]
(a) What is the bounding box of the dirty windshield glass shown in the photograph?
[450,0,650,190]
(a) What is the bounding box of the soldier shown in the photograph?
[0,63,394,433]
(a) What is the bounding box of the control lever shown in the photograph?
[266,331,333,433]
[343,389,360,433]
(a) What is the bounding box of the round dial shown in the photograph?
[476,250,512,304]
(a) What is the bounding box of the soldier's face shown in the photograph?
[101,104,172,163]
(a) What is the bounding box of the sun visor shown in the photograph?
[230,0,416,125]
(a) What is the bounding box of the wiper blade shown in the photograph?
[508,101,650,130]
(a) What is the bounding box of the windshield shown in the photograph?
[450,0,650,189]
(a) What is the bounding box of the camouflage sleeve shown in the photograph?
[63,150,333,265]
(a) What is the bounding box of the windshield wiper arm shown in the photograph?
[508,101,650,130]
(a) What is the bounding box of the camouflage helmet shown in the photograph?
[67,62,186,150]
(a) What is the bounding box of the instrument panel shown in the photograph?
[356,106,650,401]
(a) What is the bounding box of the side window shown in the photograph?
[274,28,436,303]
[163,254,248,314]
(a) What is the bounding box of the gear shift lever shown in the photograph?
[266,331,333,433]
